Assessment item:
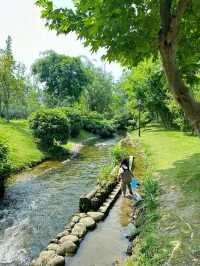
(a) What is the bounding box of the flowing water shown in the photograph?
[0,138,121,266]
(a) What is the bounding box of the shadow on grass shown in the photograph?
[158,152,200,200]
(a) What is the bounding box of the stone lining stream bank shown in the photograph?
[0,138,118,266]
[31,155,137,266]
[31,183,121,266]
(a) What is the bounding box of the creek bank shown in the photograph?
[0,138,117,265]
[0,135,97,199]
[31,152,139,266]
[31,180,121,266]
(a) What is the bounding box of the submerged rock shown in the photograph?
[79,217,96,230]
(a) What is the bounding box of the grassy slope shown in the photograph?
[0,119,44,171]
[0,119,94,173]
[126,124,200,266]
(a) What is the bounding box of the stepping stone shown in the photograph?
[71,222,87,238]
[79,217,96,230]
[60,240,78,254]
[87,212,104,222]
[56,231,69,239]
[47,255,65,266]
[79,213,87,218]
[59,235,79,244]
[71,215,80,223]
[47,244,60,252]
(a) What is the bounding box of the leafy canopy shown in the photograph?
[32,50,89,106]
[36,1,200,81]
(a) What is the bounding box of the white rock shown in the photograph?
[59,234,79,244]
[71,222,87,238]
[79,213,87,218]
[79,217,96,230]
[87,212,104,222]
[61,240,78,254]
[71,215,80,223]
[47,244,59,252]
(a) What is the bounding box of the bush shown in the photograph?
[29,108,70,146]
[81,111,115,138]
[114,112,136,130]
[111,145,129,165]
[61,107,82,137]
[0,142,11,177]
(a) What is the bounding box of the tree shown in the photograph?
[121,58,173,127]
[36,0,200,134]
[83,66,113,114]
[0,36,16,121]
[32,50,89,106]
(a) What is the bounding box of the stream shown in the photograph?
[0,138,130,266]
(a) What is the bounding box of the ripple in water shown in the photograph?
[0,139,117,265]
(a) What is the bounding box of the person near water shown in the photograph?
[118,158,134,198]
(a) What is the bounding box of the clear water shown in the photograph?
[67,198,133,266]
[0,139,118,266]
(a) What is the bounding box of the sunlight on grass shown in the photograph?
[0,119,44,171]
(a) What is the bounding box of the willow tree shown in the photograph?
[36,0,200,133]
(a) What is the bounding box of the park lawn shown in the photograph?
[137,124,200,199]
[0,119,95,174]
[0,119,44,171]
[125,124,200,266]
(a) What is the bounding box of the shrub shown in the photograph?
[111,145,129,165]
[0,142,11,177]
[114,112,136,130]
[29,108,70,146]
[61,107,82,137]
[81,111,115,138]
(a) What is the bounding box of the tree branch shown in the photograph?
[167,0,191,43]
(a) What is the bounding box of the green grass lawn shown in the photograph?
[0,119,44,171]
[125,124,200,266]
[137,124,200,199]
[0,119,95,174]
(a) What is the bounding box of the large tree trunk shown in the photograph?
[159,0,200,134]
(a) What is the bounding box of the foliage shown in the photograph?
[121,58,173,128]
[36,0,200,84]
[142,178,159,210]
[0,37,42,120]
[113,112,136,131]
[82,66,113,114]
[36,0,200,132]
[111,145,129,165]
[97,164,117,188]
[29,108,70,146]
[32,50,89,106]
[81,111,115,138]
[61,107,83,137]
[0,142,11,177]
